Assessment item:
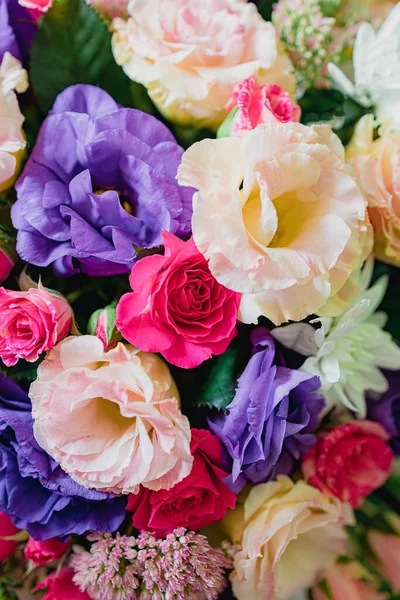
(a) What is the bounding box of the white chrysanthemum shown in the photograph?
[328,3,400,128]
[272,271,400,417]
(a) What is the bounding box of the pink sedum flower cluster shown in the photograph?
[29,335,193,494]
[71,529,233,600]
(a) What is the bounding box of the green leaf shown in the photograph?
[256,0,274,21]
[193,344,241,411]
[30,0,141,113]
[0,357,43,383]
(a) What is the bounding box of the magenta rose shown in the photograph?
[0,511,20,561]
[116,232,241,368]
[0,284,73,366]
[0,248,14,283]
[127,429,236,536]
[24,537,70,566]
[36,568,91,600]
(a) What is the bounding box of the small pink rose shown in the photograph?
[0,284,73,366]
[225,76,301,137]
[24,536,70,566]
[0,248,14,283]
[0,512,20,561]
[116,232,241,369]
[35,568,91,600]
[18,0,52,21]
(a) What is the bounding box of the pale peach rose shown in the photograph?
[178,122,372,325]
[368,531,400,593]
[112,0,295,131]
[312,563,386,600]
[224,476,353,600]
[0,53,28,192]
[30,336,193,495]
[347,114,400,267]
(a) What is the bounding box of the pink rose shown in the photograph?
[36,568,91,600]
[0,248,14,283]
[24,537,70,566]
[18,0,52,20]
[302,421,394,508]
[0,511,20,561]
[368,531,400,593]
[225,77,301,137]
[116,232,241,369]
[0,284,73,366]
[127,429,236,536]
[30,336,192,494]
[313,564,386,600]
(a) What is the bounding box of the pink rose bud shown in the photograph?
[35,568,91,600]
[24,537,70,566]
[0,247,14,283]
[87,304,121,351]
[368,531,400,593]
[0,283,73,366]
[18,0,52,20]
[0,512,20,561]
[313,564,386,600]
[218,76,301,138]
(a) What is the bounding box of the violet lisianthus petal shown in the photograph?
[0,0,36,63]
[0,374,126,540]
[368,370,400,455]
[12,84,194,276]
[209,332,324,493]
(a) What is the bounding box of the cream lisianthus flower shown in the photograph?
[328,3,400,128]
[224,476,352,600]
[112,0,295,131]
[272,273,400,416]
[178,121,372,325]
[0,52,28,192]
[347,114,400,266]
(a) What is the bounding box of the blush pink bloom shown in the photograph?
[178,122,372,325]
[116,232,241,369]
[368,531,400,593]
[30,336,193,494]
[226,77,301,137]
[302,421,394,508]
[0,511,20,561]
[112,0,295,131]
[24,537,71,566]
[0,284,73,367]
[36,568,92,600]
[18,0,52,20]
[313,563,387,600]
[0,248,14,283]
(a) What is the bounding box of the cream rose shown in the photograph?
[347,114,400,266]
[224,476,353,600]
[30,336,193,495]
[111,0,295,131]
[178,121,372,325]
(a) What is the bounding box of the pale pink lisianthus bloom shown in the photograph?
[368,531,400,593]
[178,121,372,325]
[223,476,353,600]
[226,76,301,137]
[0,283,73,366]
[312,563,386,600]
[347,114,400,267]
[18,0,51,20]
[112,0,295,131]
[0,53,27,192]
[30,336,193,495]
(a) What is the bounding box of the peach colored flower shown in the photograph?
[223,475,353,600]
[30,336,192,495]
[178,122,372,325]
[347,114,400,266]
[0,53,27,192]
[112,0,295,131]
[312,563,386,600]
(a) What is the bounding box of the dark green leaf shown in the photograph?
[193,344,241,411]
[256,0,274,21]
[0,357,43,383]
[30,0,144,113]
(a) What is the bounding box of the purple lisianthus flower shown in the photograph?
[367,370,400,455]
[0,0,36,63]
[0,374,126,540]
[209,330,324,493]
[12,84,194,277]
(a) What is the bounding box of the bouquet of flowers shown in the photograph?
[1,0,400,598]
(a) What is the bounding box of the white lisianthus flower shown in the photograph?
[328,3,400,128]
[272,272,400,417]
